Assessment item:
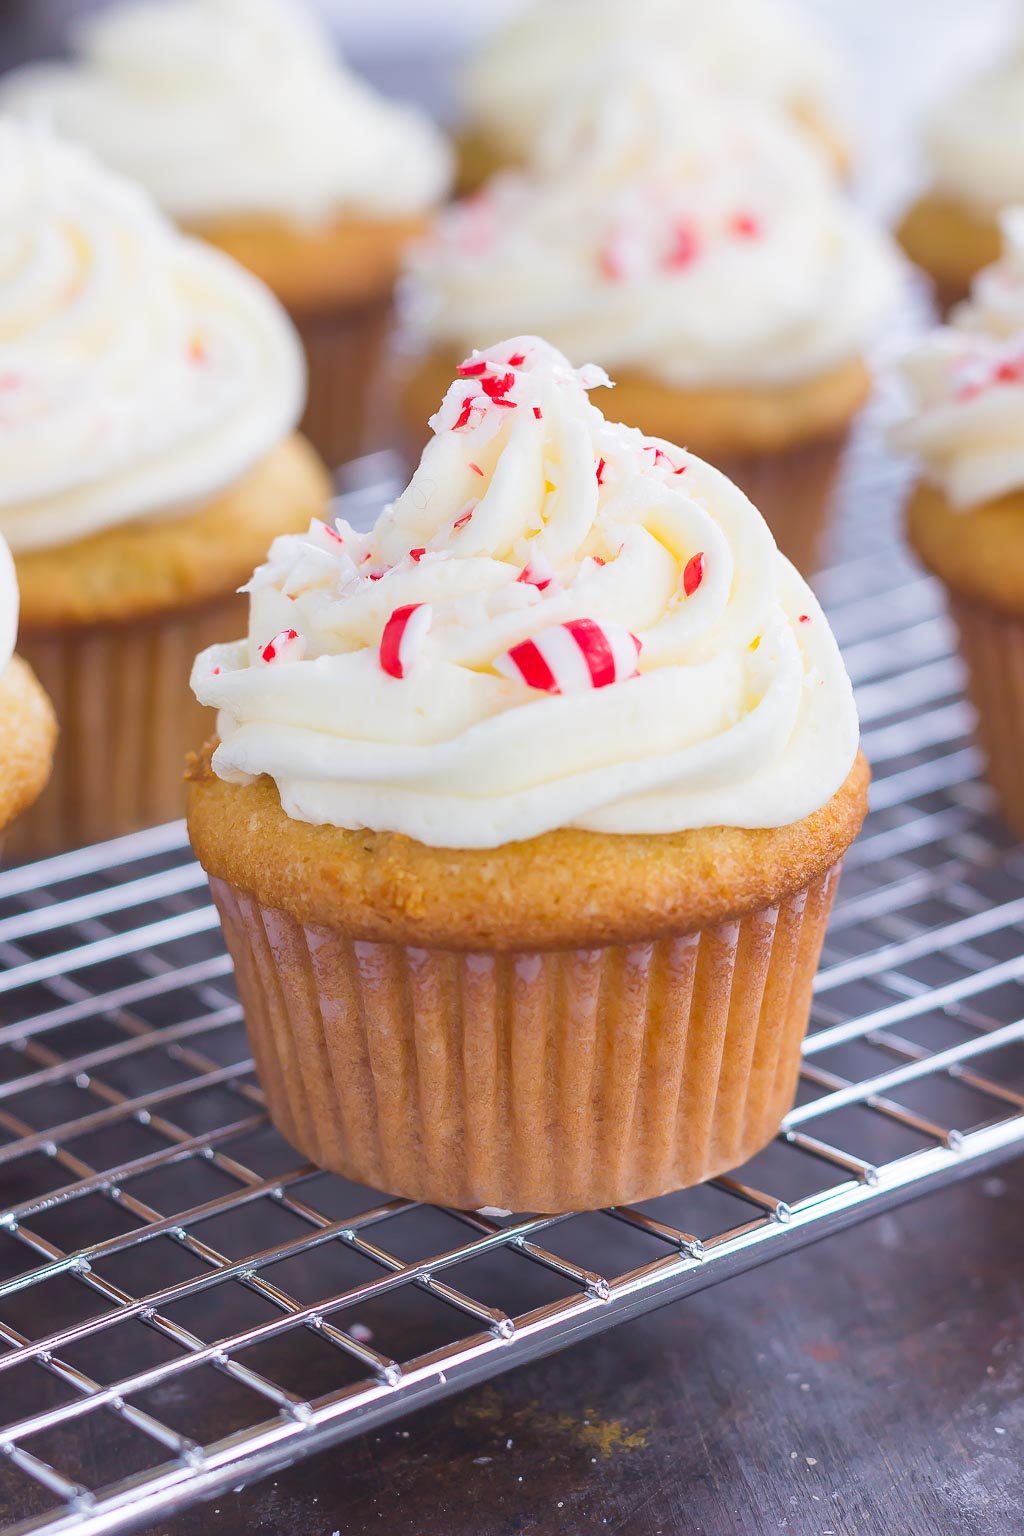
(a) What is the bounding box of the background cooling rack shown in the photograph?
[1,387,1023,1535]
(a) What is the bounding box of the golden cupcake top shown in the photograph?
[0,121,305,554]
[192,336,860,850]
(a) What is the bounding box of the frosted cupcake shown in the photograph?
[0,0,453,467]
[898,33,1024,307]
[1,124,330,855]
[0,533,57,851]
[404,64,900,573]
[188,336,868,1214]
[894,210,1024,836]
[459,0,848,191]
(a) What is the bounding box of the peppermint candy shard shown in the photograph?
[261,629,306,665]
[517,552,556,591]
[683,552,705,598]
[380,604,433,680]
[495,619,642,695]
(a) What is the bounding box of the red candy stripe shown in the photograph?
[380,604,432,680]
[683,552,705,597]
[496,619,642,695]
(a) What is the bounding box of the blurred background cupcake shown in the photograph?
[0,0,454,469]
[0,531,57,851]
[404,60,901,573]
[1,122,330,854]
[893,210,1024,834]
[457,0,849,193]
[898,19,1024,308]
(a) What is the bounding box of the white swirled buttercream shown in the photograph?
[462,0,843,166]
[0,533,17,678]
[0,0,452,224]
[0,122,306,554]
[192,337,859,849]
[409,62,898,390]
[892,211,1024,508]
[925,38,1024,213]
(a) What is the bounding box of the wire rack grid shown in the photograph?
[1,415,1023,1536]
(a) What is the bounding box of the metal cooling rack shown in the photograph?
[1,415,1024,1536]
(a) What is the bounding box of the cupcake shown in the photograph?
[458,0,848,191]
[898,32,1024,308]
[0,532,57,853]
[0,0,453,468]
[894,210,1024,837]
[1,124,331,855]
[188,336,868,1214]
[404,63,900,574]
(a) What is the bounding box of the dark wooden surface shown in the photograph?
[158,1160,1024,1536]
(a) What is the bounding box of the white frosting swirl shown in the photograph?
[192,337,859,849]
[410,62,898,390]
[0,532,17,678]
[0,122,306,554]
[0,0,452,224]
[893,211,1024,508]
[462,0,843,165]
[926,38,1024,214]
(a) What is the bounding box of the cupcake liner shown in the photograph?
[717,433,848,577]
[210,864,842,1212]
[293,295,394,471]
[948,593,1024,837]
[9,592,242,857]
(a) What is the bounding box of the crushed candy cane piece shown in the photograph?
[730,212,761,239]
[665,220,700,271]
[409,548,426,563]
[517,552,556,591]
[380,604,432,680]
[683,553,705,598]
[261,629,306,665]
[495,619,642,695]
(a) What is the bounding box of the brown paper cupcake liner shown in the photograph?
[293,295,394,471]
[717,433,848,577]
[949,593,1024,838]
[10,592,243,858]
[210,864,841,1212]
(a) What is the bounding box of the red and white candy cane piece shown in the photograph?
[495,619,641,695]
[380,604,432,680]
[517,551,556,591]
[260,629,306,665]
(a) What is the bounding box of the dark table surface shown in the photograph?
[154,1159,1023,1536]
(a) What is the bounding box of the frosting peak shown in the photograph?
[892,210,1024,508]
[925,35,1024,213]
[411,65,898,390]
[0,0,452,224]
[462,0,843,166]
[192,337,859,849]
[0,122,305,554]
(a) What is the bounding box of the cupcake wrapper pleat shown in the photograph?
[949,594,1024,838]
[211,866,842,1212]
[717,434,847,577]
[10,593,241,856]
[293,297,393,471]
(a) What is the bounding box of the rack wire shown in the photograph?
[1,406,1023,1536]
